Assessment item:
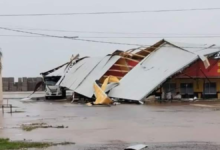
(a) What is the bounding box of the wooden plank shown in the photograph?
[113,64,134,68]
[122,58,131,71]
[121,57,140,63]
[140,49,151,53]
[124,52,145,58]
[108,69,129,73]
[103,75,122,79]
[116,58,130,72]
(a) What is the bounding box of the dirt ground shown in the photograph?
[1,93,220,149]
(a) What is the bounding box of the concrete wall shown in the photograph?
[2,77,44,92]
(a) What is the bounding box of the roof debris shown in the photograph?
[56,39,220,103]
[125,144,148,150]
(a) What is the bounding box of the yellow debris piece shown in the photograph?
[93,76,120,105]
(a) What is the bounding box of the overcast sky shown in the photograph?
[0,0,220,78]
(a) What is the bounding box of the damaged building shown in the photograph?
[55,39,220,103]
[162,55,220,99]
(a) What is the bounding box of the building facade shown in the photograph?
[163,57,220,99]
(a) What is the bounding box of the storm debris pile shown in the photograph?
[54,39,220,104]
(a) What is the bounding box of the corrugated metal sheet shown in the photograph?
[75,56,120,97]
[58,56,120,98]
[109,42,220,101]
[125,144,148,150]
[69,57,103,91]
[167,41,218,56]
[58,58,88,87]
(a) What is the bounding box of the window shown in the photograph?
[180,83,193,94]
[163,83,176,94]
[45,81,57,86]
[204,82,216,94]
[44,76,61,86]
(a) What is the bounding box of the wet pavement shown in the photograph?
[1,93,220,149]
[43,142,220,150]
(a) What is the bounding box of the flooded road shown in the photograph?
[1,93,220,149]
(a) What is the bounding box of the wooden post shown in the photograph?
[198,93,202,99]
[10,105,12,114]
[218,93,220,100]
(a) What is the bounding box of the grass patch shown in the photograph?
[54,142,75,146]
[21,123,46,131]
[21,125,39,131]
[21,123,67,131]
[0,138,75,150]
[0,138,51,150]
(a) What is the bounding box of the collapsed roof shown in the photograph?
[109,40,220,101]
[57,56,120,98]
[40,62,68,77]
[56,39,220,101]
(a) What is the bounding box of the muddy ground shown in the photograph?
[1,92,220,149]
[45,142,220,150]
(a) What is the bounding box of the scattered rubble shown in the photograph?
[125,144,148,150]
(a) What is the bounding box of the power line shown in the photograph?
[0,35,44,37]
[0,8,220,17]
[73,36,220,39]
[10,27,220,36]
[0,27,220,49]
[2,34,220,39]
[0,27,145,46]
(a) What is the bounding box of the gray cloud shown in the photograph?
[0,0,220,78]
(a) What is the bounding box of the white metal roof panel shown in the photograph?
[58,57,101,89]
[109,43,220,101]
[58,56,120,98]
[58,58,88,87]
[68,57,103,91]
[167,41,220,55]
[74,56,120,98]
[195,46,220,56]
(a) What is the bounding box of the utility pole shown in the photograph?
[0,48,2,104]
